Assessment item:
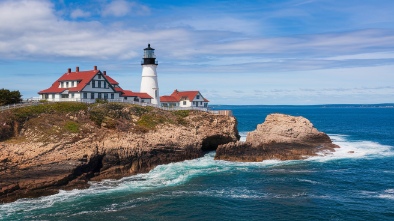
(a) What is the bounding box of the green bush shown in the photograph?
[64,121,79,133]
[136,113,167,130]
[0,88,22,105]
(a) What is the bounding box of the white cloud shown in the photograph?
[101,0,150,17]
[102,0,131,17]
[70,8,91,19]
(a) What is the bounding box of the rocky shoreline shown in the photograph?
[215,113,339,162]
[0,103,239,203]
[0,103,338,203]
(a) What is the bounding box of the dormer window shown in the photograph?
[196,95,200,99]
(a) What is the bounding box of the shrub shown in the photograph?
[64,121,79,133]
[0,88,22,105]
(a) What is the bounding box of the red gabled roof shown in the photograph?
[104,75,118,85]
[39,70,100,94]
[160,90,209,103]
[160,95,179,102]
[120,90,152,99]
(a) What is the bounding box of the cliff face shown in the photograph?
[0,103,239,203]
[215,113,339,162]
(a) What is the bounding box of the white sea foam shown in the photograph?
[1,134,393,218]
[307,134,394,162]
[239,131,248,141]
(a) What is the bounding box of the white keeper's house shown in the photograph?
[38,66,152,103]
[160,90,209,108]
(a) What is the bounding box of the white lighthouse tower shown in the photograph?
[140,44,160,105]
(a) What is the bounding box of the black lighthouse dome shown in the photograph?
[141,44,158,65]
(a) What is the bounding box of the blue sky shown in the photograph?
[0,0,393,104]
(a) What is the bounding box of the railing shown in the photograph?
[0,99,233,116]
[0,102,42,112]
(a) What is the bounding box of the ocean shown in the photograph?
[1,104,394,221]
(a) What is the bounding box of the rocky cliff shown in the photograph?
[215,113,339,162]
[0,102,239,203]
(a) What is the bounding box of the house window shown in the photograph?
[51,94,55,99]
[111,93,114,99]
[98,81,101,88]
[91,93,94,99]
[196,95,200,99]
[83,93,87,99]
[71,93,74,98]
[104,81,106,88]
[44,94,49,99]
[183,101,186,105]
[92,80,95,88]
[98,74,101,79]
[104,93,108,100]
[66,82,69,88]
[98,93,102,99]
[204,103,208,107]
[200,101,202,105]
[61,94,69,98]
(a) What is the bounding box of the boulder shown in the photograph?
[215,113,339,162]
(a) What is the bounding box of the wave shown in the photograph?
[1,134,393,218]
[307,134,394,162]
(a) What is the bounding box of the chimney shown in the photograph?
[76,66,79,72]
[94,66,97,70]
[103,71,106,75]
[68,68,71,73]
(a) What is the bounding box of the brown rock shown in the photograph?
[215,113,339,162]
[0,107,238,203]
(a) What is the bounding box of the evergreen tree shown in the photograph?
[0,88,22,105]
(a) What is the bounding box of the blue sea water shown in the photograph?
[1,104,394,221]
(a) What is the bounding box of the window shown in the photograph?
[183,101,186,105]
[51,94,55,99]
[204,103,208,107]
[200,101,202,105]
[196,95,200,99]
[71,93,74,98]
[111,93,114,99]
[98,74,101,79]
[66,82,69,88]
[83,93,87,99]
[98,93,102,99]
[98,81,101,88]
[104,93,108,100]
[92,80,95,88]
[155,90,158,98]
[91,93,94,99]
[104,82,106,89]
[44,94,49,99]
[61,94,69,98]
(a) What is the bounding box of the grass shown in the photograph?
[64,121,79,133]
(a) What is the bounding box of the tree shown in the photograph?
[0,88,22,105]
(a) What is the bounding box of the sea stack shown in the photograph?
[215,113,339,162]
[140,44,160,105]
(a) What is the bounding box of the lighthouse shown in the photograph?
[140,44,160,105]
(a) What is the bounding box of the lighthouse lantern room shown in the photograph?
[140,44,160,105]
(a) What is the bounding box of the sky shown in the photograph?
[0,0,393,105]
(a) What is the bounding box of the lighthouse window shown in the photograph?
[155,90,158,98]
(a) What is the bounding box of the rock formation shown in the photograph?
[215,113,339,162]
[0,103,238,203]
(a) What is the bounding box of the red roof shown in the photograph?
[103,75,118,85]
[120,90,152,99]
[160,90,209,102]
[160,95,179,102]
[39,70,99,94]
